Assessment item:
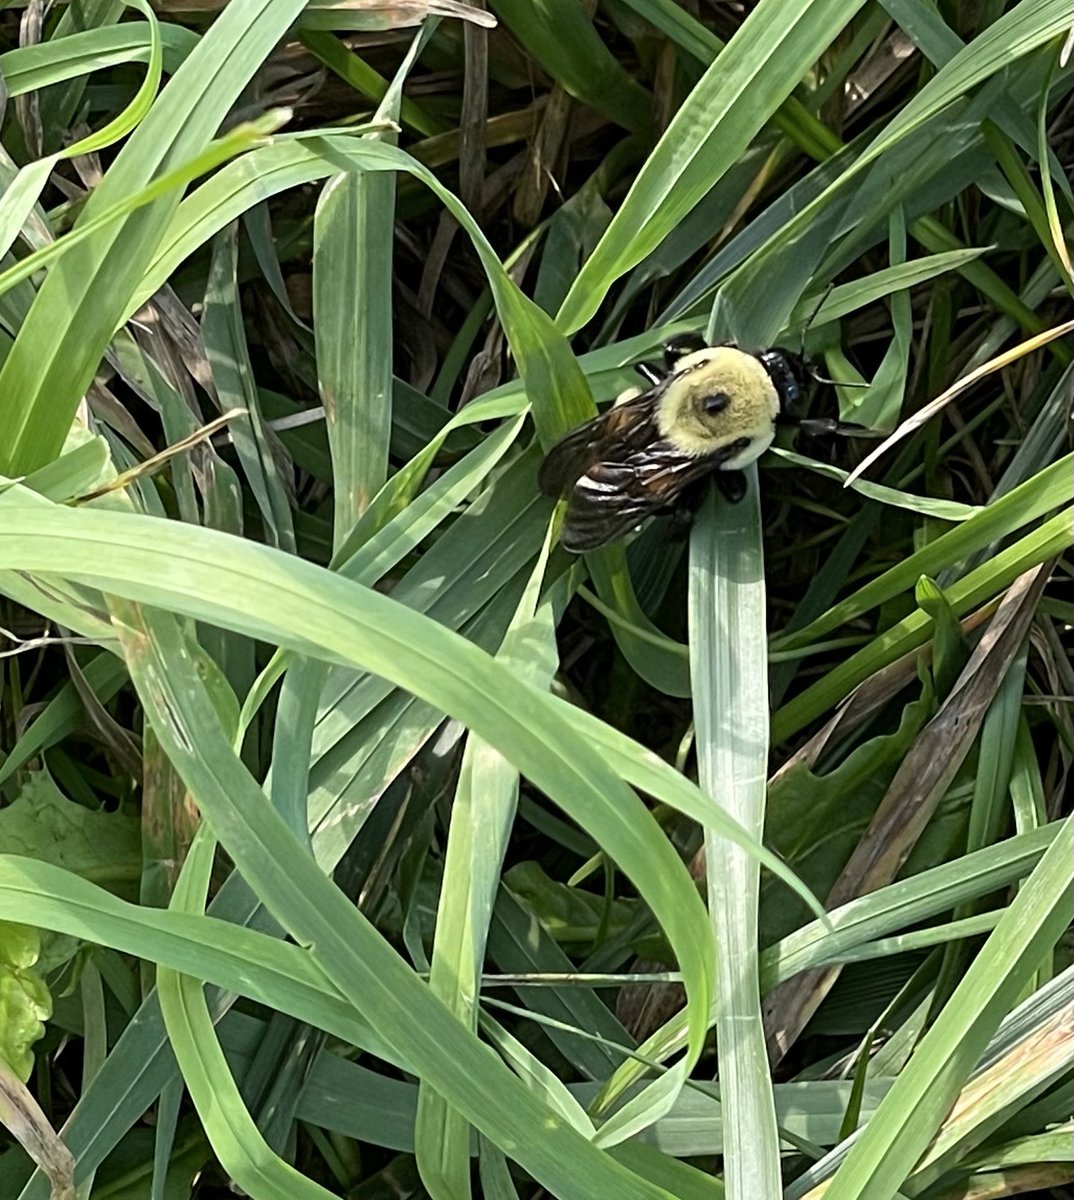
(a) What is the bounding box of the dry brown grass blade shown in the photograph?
[15,0,45,160]
[87,381,159,459]
[151,0,497,22]
[458,3,490,220]
[932,1164,1074,1198]
[512,84,574,228]
[134,289,218,399]
[413,102,544,168]
[762,561,1054,1064]
[845,318,1074,486]
[64,642,143,777]
[915,999,1074,1180]
[0,1060,75,1200]
[770,600,1002,779]
[74,409,247,503]
[844,27,917,118]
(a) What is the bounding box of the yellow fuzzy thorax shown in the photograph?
[655,346,779,460]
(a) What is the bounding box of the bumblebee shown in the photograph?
[539,335,817,553]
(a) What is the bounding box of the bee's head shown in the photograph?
[655,345,781,459]
[663,339,807,414]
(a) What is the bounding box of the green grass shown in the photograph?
[0,3,1071,1199]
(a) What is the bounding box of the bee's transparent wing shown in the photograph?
[537,394,661,499]
[560,444,729,553]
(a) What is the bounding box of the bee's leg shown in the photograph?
[665,479,710,540]
[778,414,880,439]
[663,333,708,370]
[715,469,748,504]
[634,360,666,386]
[798,417,881,439]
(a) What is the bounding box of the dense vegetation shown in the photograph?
[0,1,1071,1197]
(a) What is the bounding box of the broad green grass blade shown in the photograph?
[688,478,780,1198]
[0,857,386,1052]
[0,24,196,98]
[157,827,339,1199]
[312,27,428,548]
[314,170,395,545]
[0,494,718,1118]
[115,600,686,1200]
[786,246,990,331]
[416,547,558,1199]
[480,1140,523,1200]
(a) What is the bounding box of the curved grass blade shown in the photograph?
[116,600,686,1200]
[0,24,197,99]
[0,497,717,1143]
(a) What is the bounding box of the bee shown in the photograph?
[539,335,814,553]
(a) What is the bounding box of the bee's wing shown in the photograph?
[560,443,724,553]
[537,394,660,499]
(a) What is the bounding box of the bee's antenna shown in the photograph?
[798,284,834,359]
[808,369,870,389]
[796,284,870,389]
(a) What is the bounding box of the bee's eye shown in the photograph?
[703,392,730,415]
